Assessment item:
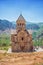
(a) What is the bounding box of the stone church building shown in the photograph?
[11,14,33,52]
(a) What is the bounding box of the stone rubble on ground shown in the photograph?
[35,47,43,52]
[7,48,12,53]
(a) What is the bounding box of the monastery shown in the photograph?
[11,14,33,52]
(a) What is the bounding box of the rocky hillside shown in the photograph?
[0,19,15,31]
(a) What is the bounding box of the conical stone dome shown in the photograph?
[16,14,26,32]
[16,14,26,22]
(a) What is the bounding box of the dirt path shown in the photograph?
[0,52,43,65]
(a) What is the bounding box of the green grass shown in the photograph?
[33,38,43,46]
[0,46,10,51]
[0,33,11,46]
[0,33,11,51]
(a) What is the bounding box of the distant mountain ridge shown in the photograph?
[26,23,40,30]
[0,19,43,31]
[0,19,15,31]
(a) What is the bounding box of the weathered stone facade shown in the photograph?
[11,14,33,52]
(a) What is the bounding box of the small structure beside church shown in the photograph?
[11,14,33,52]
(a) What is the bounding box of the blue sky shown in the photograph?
[0,0,43,23]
